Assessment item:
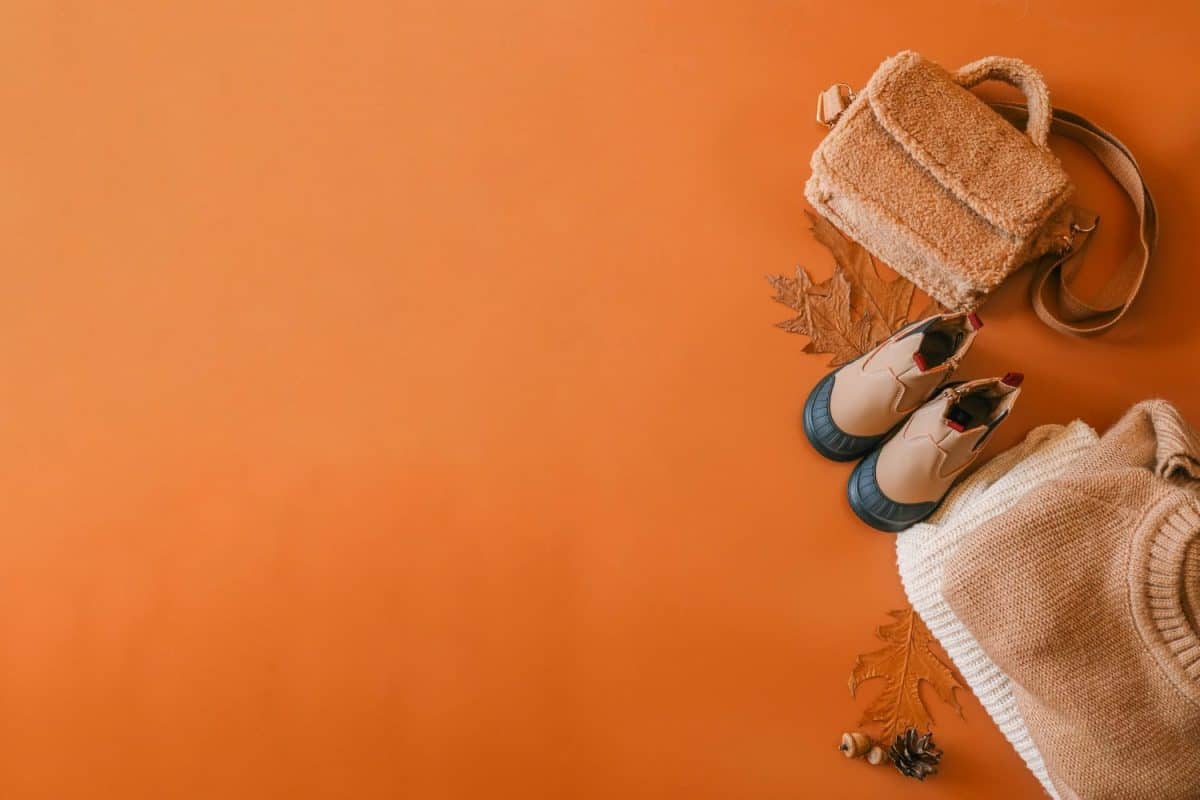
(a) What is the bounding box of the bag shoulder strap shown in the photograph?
[990,103,1158,336]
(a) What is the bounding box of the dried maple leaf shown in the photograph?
[918,295,952,319]
[805,211,913,342]
[849,607,964,744]
[801,267,876,367]
[769,213,923,365]
[767,264,875,366]
[766,267,817,335]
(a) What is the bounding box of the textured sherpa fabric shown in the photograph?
[944,401,1200,799]
[806,51,1073,311]
[897,420,1099,800]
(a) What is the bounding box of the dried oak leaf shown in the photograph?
[805,210,913,342]
[849,607,964,744]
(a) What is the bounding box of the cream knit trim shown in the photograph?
[896,420,1099,800]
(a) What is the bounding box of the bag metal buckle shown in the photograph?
[1059,219,1100,254]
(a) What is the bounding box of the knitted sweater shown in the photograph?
[944,401,1200,799]
[897,420,1100,799]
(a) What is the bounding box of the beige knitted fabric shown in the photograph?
[897,420,1100,799]
[806,51,1073,310]
[944,400,1200,799]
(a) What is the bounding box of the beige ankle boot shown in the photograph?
[803,312,982,461]
[847,374,1023,531]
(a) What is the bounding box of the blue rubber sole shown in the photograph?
[846,447,940,533]
[801,371,886,462]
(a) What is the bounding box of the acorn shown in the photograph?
[838,731,872,759]
[865,745,887,766]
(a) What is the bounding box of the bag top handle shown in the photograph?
[954,56,1053,149]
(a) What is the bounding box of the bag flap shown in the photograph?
[866,52,1070,238]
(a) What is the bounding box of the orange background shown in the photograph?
[2,1,1197,798]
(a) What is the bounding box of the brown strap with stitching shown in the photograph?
[991,103,1157,336]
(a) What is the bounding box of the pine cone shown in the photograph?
[889,728,941,780]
